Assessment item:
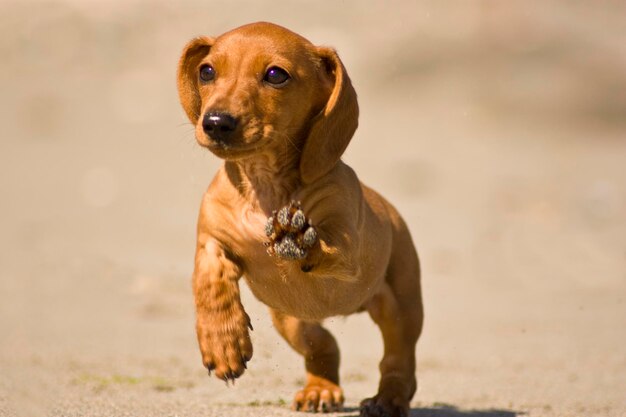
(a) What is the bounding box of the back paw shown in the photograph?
[359,394,409,417]
[292,380,344,413]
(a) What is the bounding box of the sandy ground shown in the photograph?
[1,1,625,416]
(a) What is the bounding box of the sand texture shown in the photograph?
[1,1,625,416]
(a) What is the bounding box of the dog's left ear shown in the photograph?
[177,36,214,124]
[300,47,359,184]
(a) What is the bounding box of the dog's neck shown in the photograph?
[225,149,301,213]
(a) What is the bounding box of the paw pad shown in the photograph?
[265,201,317,260]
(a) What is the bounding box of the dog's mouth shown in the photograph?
[197,115,279,159]
[195,116,278,160]
[196,133,265,160]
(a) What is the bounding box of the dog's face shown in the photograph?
[177,22,359,183]
[183,24,330,158]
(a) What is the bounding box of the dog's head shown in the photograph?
[177,22,358,184]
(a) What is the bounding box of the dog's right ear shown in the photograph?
[177,36,214,124]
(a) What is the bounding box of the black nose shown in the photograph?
[202,112,238,142]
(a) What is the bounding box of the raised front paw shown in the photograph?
[265,200,317,260]
[196,309,253,383]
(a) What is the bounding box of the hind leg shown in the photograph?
[361,251,423,417]
[270,309,344,412]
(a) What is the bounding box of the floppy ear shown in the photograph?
[300,47,359,184]
[177,36,214,124]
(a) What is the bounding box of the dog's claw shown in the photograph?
[206,363,215,376]
[320,400,328,413]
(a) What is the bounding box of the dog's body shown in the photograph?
[201,161,406,319]
[178,22,423,417]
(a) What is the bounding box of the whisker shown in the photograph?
[176,121,195,128]
[176,126,197,142]
[266,129,301,153]
[283,133,301,153]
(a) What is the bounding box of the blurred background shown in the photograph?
[1,1,624,416]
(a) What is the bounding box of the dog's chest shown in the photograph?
[230,208,360,320]
[226,207,275,266]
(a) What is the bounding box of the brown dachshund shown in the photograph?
[177,22,423,417]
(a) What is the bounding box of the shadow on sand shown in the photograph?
[339,404,522,417]
[409,405,521,417]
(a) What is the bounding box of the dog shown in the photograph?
[177,22,423,417]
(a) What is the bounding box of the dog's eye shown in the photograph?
[264,67,290,87]
[199,65,215,82]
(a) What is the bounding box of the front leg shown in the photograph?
[193,239,253,382]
